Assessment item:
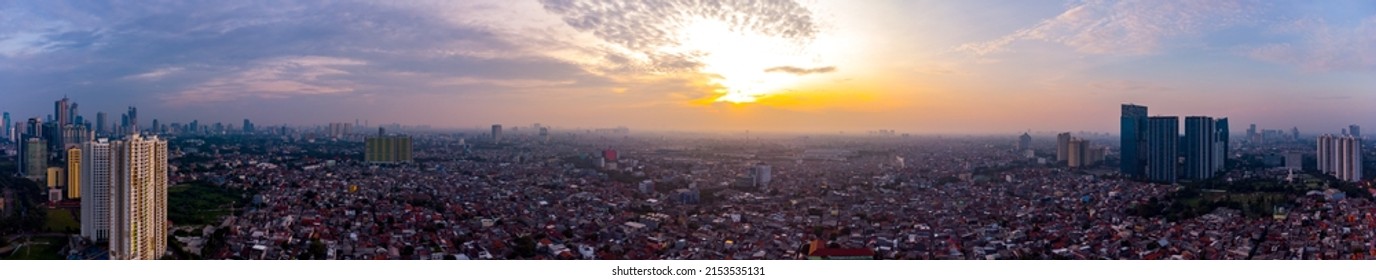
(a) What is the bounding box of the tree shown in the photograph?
[512,236,536,258]
[309,240,327,260]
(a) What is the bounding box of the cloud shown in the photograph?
[125,66,183,80]
[433,77,577,88]
[538,0,820,72]
[959,0,1260,56]
[1245,16,1376,72]
[955,1,1376,72]
[0,1,616,111]
[163,56,365,105]
[763,66,836,75]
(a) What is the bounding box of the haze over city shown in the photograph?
[4,0,1376,267]
[2,0,1373,133]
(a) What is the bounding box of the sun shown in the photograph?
[662,18,816,104]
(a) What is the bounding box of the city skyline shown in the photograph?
[1,96,1367,136]
[5,0,1376,268]
[2,1,1374,133]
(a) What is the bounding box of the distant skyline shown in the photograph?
[1,0,1373,133]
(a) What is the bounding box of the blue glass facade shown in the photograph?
[1120,104,1148,179]
[1184,116,1215,180]
[1215,118,1229,172]
[1147,116,1178,184]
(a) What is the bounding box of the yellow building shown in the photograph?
[68,147,81,199]
[46,167,65,189]
[109,134,169,260]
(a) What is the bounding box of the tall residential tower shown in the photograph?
[55,97,70,126]
[365,132,414,163]
[1318,134,1363,182]
[80,139,115,242]
[1017,132,1032,151]
[1214,118,1229,173]
[492,124,503,144]
[111,134,168,260]
[1147,116,1179,184]
[1056,132,1071,164]
[1184,116,1216,180]
[81,135,169,260]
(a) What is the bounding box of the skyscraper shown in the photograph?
[1067,138,1090,168]
[67,147,81,199]
[96,112,107,136]
[539,127,550,144]
[243,119,254,133]
[327,122,351,138]
[25,117,41,136]
[9,121,18,144]
[109,134,168,260]
[69,102,79,125]
[17,118,41,176]
[23,137,48,181]
[120,114,129,135]
[1056,132,1071,164]
[492,124,503,144]
[1214,118,1229,173]
[81,139,114,242]
[365,133,413,163]
[1246,124,1257,142]
[62,123,92,150]
[44,120,62,153]
[1017,132,1032,151]
[55,97,70,126]
[1120,104,1149,178]
[1184,116,1216,180]
[1318,134,1363,182]
[1147,116,1179,184]
[751,163,772,189]
[1089,146,1107,165]
[126,106,138,133]
[2,112,10,141]
[1334,136,1350,180]
[1317,134,1335,174]
[1350,125,1362,138]
[1335,136,1362,182]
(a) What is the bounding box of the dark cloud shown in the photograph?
[764,65,836,75]
[0,0,612,121]
[0,0,829,126]
[539,0,820,72]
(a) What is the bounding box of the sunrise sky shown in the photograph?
[2,0,1373,134]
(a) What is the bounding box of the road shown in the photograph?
[0,233,73,256]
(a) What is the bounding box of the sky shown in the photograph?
[1,0,1373,134]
